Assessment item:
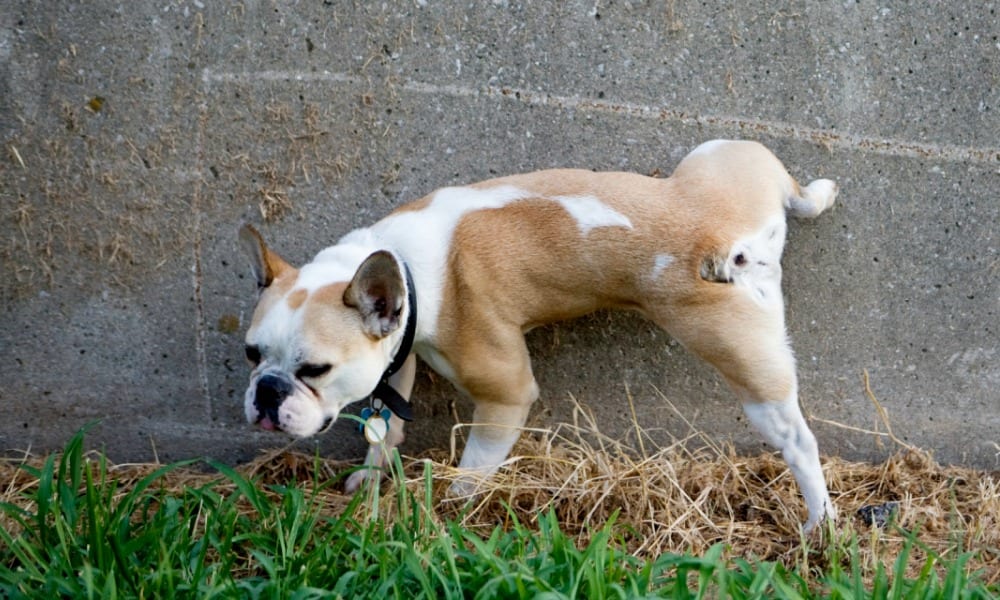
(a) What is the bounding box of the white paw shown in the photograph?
[803,500,838,533]
[344,466,380,493]
[447,472,487,498]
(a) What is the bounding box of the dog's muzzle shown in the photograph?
[254,373,294,430]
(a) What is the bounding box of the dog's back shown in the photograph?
[375,140,834,332]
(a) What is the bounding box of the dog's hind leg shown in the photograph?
[741,388,836,532]
[653,284,835,531]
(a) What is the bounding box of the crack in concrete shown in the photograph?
[201,68,1000,165]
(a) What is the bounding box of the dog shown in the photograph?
[239,139,838,531]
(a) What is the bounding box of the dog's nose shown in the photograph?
[255,373,293,427]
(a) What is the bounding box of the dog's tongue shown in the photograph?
[259,416,277,431]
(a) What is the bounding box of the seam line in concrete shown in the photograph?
[193,100,211,416]
[202,68,357,85]
[201,68,1000,165]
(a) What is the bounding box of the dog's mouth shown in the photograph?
[258,414,280,432]
[248,371,337,436]
[254,398,284,432]
[252,372,293,432]
[254,411,334,435]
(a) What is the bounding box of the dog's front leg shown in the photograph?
[450,401,536,496]
[449,340,540,495]
[459,395,536,466]
[344,354,416,492]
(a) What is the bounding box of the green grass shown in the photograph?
[0,430,996,599]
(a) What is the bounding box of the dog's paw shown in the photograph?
[344,467,380,493]
[447,473,488,498]
[803,500,838,534]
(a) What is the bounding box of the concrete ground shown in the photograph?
[1,1,997,470]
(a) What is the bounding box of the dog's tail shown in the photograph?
[785,178,838,219]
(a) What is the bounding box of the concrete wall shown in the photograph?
[2,1,997,469]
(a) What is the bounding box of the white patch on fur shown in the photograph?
[300,243,378,290]
[688,138,734,157]
[458,430,519,472]
[742,396,837,531]
[649,253,675,280]
[552,194,633,235]
[250,304,303,366]
[728,215,787,309]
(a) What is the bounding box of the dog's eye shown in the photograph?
[296,363,332,380]
[245,345,262,365]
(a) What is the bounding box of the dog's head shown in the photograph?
[237,224,408,437]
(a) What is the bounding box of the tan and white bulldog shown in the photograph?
[239,139,838,531]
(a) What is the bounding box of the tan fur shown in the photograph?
[300,282,378,359]
[436,143,795,405]
[285,288,308,310]
[248,268,298,330]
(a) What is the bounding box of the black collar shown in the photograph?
[368,261,417,421]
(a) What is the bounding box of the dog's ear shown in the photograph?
[343,250,405,339]
[239,224,293,289]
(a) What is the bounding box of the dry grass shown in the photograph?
[2,404,998,587]
[417,403,1000,584]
